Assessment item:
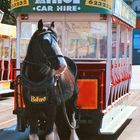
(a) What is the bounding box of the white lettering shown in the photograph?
[57,5,77,11]
[63,0,80,3]
[46,0,51,3]
[35,0,46,4]
[63,0,72,3]
[36,5,53,11]
[67,6,72,11]
[42,5,48,11]
[72,5,77,11]
[35,0,80,4]
[51,0,62,4]
[57,6,63,11]
[36,5,42,11]
[48,6,53,11]
[73,0,80,4]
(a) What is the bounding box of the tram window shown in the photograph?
[20,22,35,60]
[126,30,131,57]
[11,39,16,59]
[20,39,29,60]
[21,22,37,39]
[3,39,10,59]
[0,40,2,59]
[64,22,107,59]
[119,25,125,58]
[112,23,117,58]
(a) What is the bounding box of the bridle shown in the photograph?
[23,30,64,68]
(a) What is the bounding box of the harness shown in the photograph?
[21,30,76,129]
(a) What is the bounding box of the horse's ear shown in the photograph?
[50,21,55,29]
[38,19,43,31]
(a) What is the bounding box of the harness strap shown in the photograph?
[23,55,64,66]
[38,30,57,42]
[23,60,48,66]
[57,77,76,129]
[20,72,54,90]
[46,55,64,59]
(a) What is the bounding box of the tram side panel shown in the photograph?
[75,61,106,134]
[75,59,134,134]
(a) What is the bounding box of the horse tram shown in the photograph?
[0,23,16,95]
[10,0,136,139]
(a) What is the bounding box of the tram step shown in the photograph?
[0,89,14,95]
[100,105,136,134]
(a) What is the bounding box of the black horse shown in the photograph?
[21,20,78,140]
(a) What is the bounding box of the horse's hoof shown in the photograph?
[45,132,55,140]
[29,134,39,140]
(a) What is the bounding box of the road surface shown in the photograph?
[0,65,140,140]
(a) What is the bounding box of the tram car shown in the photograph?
[0,23,16,95]
[11,0,136,137]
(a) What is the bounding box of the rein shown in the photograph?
[57,76,76,129]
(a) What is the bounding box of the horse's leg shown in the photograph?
[29,134,39,140]
[28,112,39,140]
[44,104,56,140]
[22,89,39,140]
[45,132,55,140]
[23,97,39,140]
[55,96,76,140]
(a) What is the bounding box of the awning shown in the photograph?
[0,23,16,38]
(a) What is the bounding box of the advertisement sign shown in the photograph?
[11,0,29,9]
[10,0,136,27]
[114,0,136,27]
[11,0,113,14]
[85,0,113,12]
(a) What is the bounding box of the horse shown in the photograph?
[21,20,78,140]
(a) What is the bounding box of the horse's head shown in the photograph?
[27,19,67,75]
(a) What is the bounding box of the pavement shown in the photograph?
[117,65,140,140]
[130,65,140,90]
[0,126,29,140]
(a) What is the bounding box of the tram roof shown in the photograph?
[10,0,136,28]
[0,23,16,38]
